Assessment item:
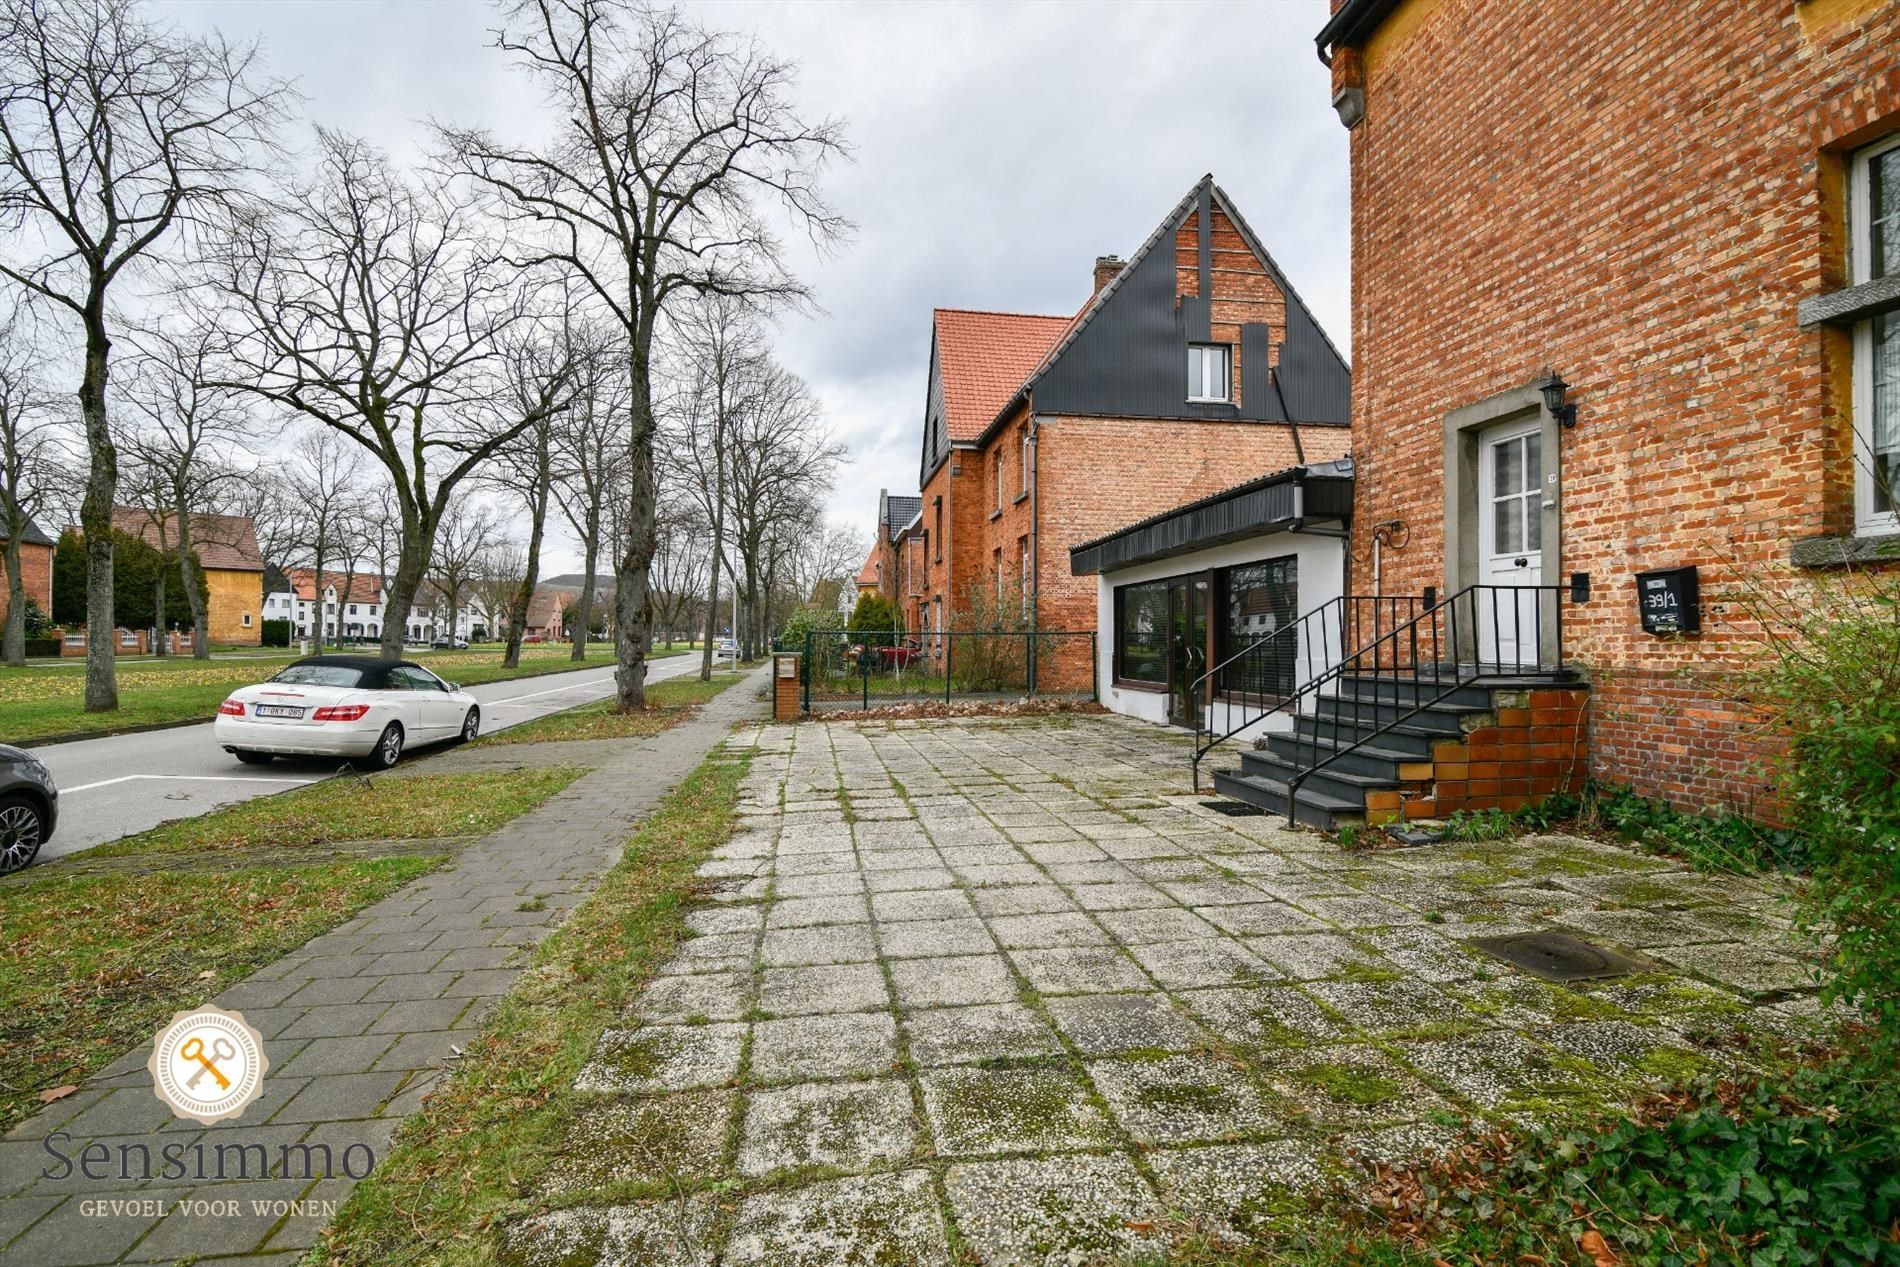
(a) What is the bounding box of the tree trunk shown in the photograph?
[311,541,328,656]
[172,490,212,659]
[700,551,720,682]
[78,312,119,711]
[153,566,167,658]
[614,343,657,711]
[504,447,549,670]
[379,508,432,661]
[2,532,24,667]
[570,518,597,663]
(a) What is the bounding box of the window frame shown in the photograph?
[1852,131,1900,535]
[1018,426,1030,498]
[993,447,1004,511]
[1112,580,1171,691]
[1186,343,1232,404]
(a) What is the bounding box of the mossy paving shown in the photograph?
[491,714,1831,1266]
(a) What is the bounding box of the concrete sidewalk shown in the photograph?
[0,668,769,1267]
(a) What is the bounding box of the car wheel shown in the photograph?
[370,723,404,770]
[0,795,46,875]
[456,707,480,744]
[234,750,274,766]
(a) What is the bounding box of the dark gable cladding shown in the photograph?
[1069,459,1354,577]
[885,496,922,542]
[984,174,1351,440]
[920,326,952,488]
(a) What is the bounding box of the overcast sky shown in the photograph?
[159,0,1350,573]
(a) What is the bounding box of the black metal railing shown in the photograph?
[1191,585,1585,808]
[801,629,1098,712]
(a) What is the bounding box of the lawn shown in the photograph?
[84,766,586,860]
[0,766,586,1132]
[312,746,752,1267]
[473,671,744,745]
[1,644,686,746]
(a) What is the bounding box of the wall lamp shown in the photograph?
[1538,372,1578,428]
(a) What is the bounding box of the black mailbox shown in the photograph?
[1635,566,1699,635]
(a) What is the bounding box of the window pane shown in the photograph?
[1222,558,1298,697]
[1525,431,1541,487]
[1875,145,1900,281]
[1877,311,1900,515]
[1526,494,1542,551]
[1187,346,1202,396]
[1117,583,1169,684]
[1212,347,1229,399]
[1495,497,1524,554]
[1493,436,1524,497]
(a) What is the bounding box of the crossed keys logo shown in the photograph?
[147,1007,269,1124]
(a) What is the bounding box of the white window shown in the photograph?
[1020,427,1030,495]
[241,613,252,628]
[1853,132,1900,533]
[1187,343,1231,403]
[1020,538,1031,601]
[993,448,1004,510]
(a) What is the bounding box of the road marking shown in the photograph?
[63,774,321,794]
[480,675,617,705]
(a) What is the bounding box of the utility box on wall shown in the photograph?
[1635,566,1700,635]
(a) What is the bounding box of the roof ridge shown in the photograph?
[933,307,1072,322]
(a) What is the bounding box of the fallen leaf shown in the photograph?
[1124,1221,1156,1232]
[38,1085,77,1104]
[1580,1229,1620,1267]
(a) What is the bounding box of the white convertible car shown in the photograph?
[214,655,481,768]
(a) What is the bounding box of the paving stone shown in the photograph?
[862,866,956,893]
[919,1067,1113,1155]
[1244,933,1390,981]
[724,1169,949,1267]
[1068,882,1173,911]
[0,1187,191,1266]
[1258,1044,1446,1127]
[574,1023,747,1094]
[1648,941,1818,996]
[274,1071,408,1123]
[749,1014,900,1084]
[737,1079,914,1177]
[986,911,1109,949]
[1149,1140,1326,1245]
[870,889,976,923]
[1087,1053,1279,1144]
[1305,979,1459,1034]
[275,1034,399,1078]
[767,895,871,929]
[874,916,995,959]
[760,964,889,1016]
[1045,992,1206,1056]
[686,906,766,936]
[538,1087,737,1194]
[1403,1031,1555,1108]
[1009,946,1150,995]
[944,1153,1166,1266]
[503,1195,718,1267]
[1095,907,1218,944]
[761,925,880,967]
[970,885,1076,916]
[774,872,865,898]
[1179,984,1347,1047]
[1529,1019,1688,1077]
[632,970,753,1023]
[902,1002,1063,1067]
[1199,902,1331,936]
[1126,938,1281,990]
[888,954,1019,1009]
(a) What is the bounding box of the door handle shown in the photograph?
[1512,557,1530,568]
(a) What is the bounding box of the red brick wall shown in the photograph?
[1342,0,1900,812]
[0,541,53,631]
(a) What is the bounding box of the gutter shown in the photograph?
[1314,0,1401,64]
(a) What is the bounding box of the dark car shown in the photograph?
[0,743,57,875]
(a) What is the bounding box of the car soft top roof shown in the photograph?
[285,655,425,689]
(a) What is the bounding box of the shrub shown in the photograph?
[260,618,291,648]
[1745,574,1900,1065]
[775,605,834,653]
[845,592,901,648]
[20,596,53,639]
[22,638,60,658]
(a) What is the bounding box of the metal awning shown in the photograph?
[1068,459,1354,576]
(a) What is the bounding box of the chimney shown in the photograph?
[1092,255,1124,296]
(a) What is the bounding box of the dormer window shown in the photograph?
[1187,343,1231,403]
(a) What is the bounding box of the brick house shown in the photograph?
[0,516,55,632]
[911,175,1353,688]
[111,507,265,645]
[855,490,922,607]
[1307,0,1900,818]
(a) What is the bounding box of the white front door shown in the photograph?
[1477,421,1544,669]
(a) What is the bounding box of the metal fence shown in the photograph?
[801,629,1098,713]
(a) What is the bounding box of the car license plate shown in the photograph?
[254,705,304,719]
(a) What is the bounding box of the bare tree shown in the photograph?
[426,500,503,645]
[649,493,707,649]
[0,0,284,708]
[486,320,582,667]
[0,303,69,664]
[208,129,552,660]
[551,329,627,662]
[120,328,250,658]
[472,539,527,645]
[444,0,849,708]
[273,429,366,654]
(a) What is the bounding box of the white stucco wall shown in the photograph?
[1092,531,1348,740]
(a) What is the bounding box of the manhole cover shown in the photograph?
[1201,800,1265,817]
[1467,931,1644,983]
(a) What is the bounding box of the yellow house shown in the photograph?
[112,507,266,646]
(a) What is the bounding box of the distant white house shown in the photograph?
[264,569,487,644]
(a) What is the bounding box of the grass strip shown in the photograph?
[0,857,440,1134]
[85,767,586,860]
[474,672,743,746]
[2,645,692,746]
[311,745,753,1267]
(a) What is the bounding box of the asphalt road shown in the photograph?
[26,651,727,864]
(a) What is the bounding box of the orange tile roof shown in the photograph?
[856,545,880,587]
[933,309,1072,442]
[284,567,385,604]
[111,506,265,571]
